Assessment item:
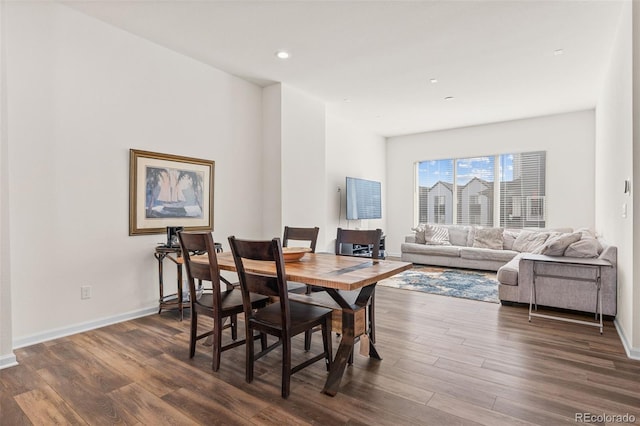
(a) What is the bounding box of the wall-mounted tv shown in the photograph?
[346,177,382,220]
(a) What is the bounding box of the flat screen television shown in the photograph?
[346,177,382,220]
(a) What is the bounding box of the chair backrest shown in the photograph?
[228,236,291,329]
[282,226,319,253]
[335,228,383,259]
[178,231,222,301]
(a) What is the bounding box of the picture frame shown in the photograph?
[129,149,214,236]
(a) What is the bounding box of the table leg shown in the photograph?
[177,263,184,321]
[154,253,166,314]
[323,309,355,396]
[323,285,380,396]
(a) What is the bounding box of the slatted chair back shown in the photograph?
[335,228,383,259]
[283,226,319,253]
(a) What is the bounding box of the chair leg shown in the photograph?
[246,325,254,384]
[212,314,223,372]
[260,333,268,351]
[189,312,198,359]
[282,338,291,398]
[231,313,238,341]
[304,329,312,352]
[322,318,332,371]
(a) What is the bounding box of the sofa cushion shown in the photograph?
[460,247,518,262]
[502,229,520,250]
[446,225,472,247]
[401,243,460,257]
[497,255,520,286]
[564,238,601,258]
[539,232,582,256]
[513,230,549,253]
[473,228,504,249]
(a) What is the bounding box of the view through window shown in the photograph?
[417,151,546,229]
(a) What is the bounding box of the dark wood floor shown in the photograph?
[2,286,639,425]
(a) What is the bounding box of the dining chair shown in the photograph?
[178,231,269,371]
[228,236,333,398]
[283,226,319,252]
[334,228,383,346]
[282,226,323,350]
[282,226,319,295]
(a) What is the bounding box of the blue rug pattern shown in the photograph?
[379,266,499,303]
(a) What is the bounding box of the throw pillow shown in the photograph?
[424,224,451,245]
[512,230,550,253]
[540,232,582,256]
[502,229,520,250]
[564,238,601,258]
[411,224,427,244]
[473,228,504,250]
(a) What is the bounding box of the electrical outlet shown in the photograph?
[80,286,92,300]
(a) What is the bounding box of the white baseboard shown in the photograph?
[614,318,640,360]
[12,307,157,350]
[0,353,18,370]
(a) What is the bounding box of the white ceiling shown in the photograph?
[63,0,624,137]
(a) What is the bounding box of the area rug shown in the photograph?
[379,266,499,303]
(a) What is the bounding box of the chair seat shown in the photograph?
[197,290,269,315]
[252,301,332,335]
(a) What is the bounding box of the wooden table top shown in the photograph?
[192,252,412,291]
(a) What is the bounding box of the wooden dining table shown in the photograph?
[193,251,412,396]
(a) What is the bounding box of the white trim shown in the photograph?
[614,318,640,360]
[0,353,18,369]
[13,307,157,349]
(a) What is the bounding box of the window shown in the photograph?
[416,151,545,229]
[499,151,546,228]
[433,195,446,223]
[456,157,494,226]
[526,196,545,221]
[417,159,454,224]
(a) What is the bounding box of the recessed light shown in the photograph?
[430,78,438,84]
[275,50,290,59]
[553,49,564,56]
[343,98,351,103]
[444,96,454,101]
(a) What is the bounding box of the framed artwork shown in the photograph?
[129,149,214,236]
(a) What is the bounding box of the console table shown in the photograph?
[523,253,612,334]
[154,243,222,320]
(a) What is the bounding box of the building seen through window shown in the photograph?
[417,151,546,229]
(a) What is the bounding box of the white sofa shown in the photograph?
[401,224,617,316]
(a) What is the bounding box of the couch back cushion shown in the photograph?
[472,228,505,249]
[502,229,520,250]
[446,225,472,247]
[512,230,550,253]
[564,238,602,258]
[539,232,582,256]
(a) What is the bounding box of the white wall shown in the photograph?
[386,111,596,256]
[324,113,386,253]
[0,0,17,368]
[261,84,282,240]
[5,3,263,346]
[596,1,638,356]
[280,85,327,244]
